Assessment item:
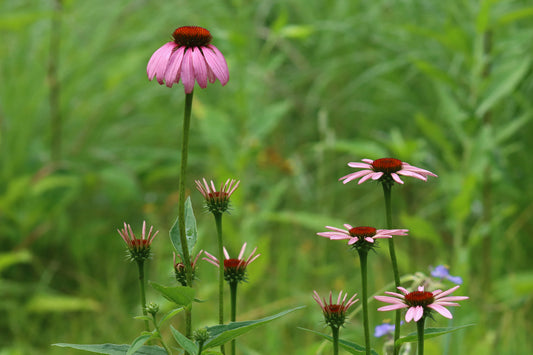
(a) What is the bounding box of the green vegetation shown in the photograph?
[1,0,532,354]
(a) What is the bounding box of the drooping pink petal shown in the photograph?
[147,42,176,84]
[412,305,424,321]
[327,225,352,234]
[358,172,377,184]
[398,169,427,181]
[339,170,373,184]
[203,45,229,85]
[437,296,469,302]
[378,304,408,312]
[428,304,453,319]
[191,47,208,88]
[371,172,384,180]
[405,306,417,322]
[180,49,195,93]
[164,46,185,87]
[374,295,405,304]
[383,291,406,298]
[347,162,372,169]
[390,173,405,184]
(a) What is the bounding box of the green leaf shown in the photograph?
[170,326,198,355]
[149,282,195,307]
[399,213,444,248]
[133,316,152,322]
[158,307,184,327]
[298,327,378,355]
[170,197,197,259]
[395,324,475,346]
[126,334,152,355]
[203,306,303,348]
[0,249,32,273]
[26,293,100,313]
[52,343,167,354]
[476,58,531,117]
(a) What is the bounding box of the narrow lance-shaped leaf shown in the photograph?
[170,196,197,259]
[395,324,475,346]
[52,343,167,355]
[203,306,303,349]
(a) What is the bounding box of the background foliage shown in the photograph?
[1,0,532,354]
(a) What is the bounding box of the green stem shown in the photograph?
[136,261,150,332]
[331,326,339,355]
[382,182,401,355]
[49,0,62,162]
[416,317,425,355]
[214,212,226,355]
[230,282,238,355]
[358,250,371,355]
[151,313,172,354]
[178,91,194,350]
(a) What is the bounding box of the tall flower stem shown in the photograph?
[416,317,426,355]
[382,182,401,355]
[229,282,238,355]
[331,326,339,355]
[48,0,63,163]
[214,212,226,354]
[136,261,150,332]
[358,250,371,355]
[178,91,195,343]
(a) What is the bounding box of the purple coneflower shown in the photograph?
[318,224,408,251]
[147,26,229,93]
[339,158,437,185]
[313,290,359,329]
[204,243,260,284]
[195,178,240,215]
[375,285,468,323]
[117,221,159,262]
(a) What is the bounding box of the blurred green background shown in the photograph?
[1,0,533,354]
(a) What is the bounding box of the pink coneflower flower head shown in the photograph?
[117,221,159,262]
[147,26,229,93]
[313,290,358,329]
[317,224,408,252]
[195,178,240,215]
[339,158,437,186]
[203,243,260,284]
[173,250,203,286]
[375,285,468,323]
